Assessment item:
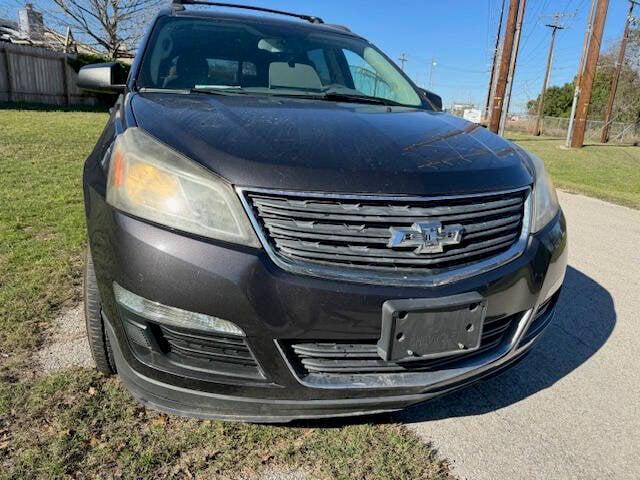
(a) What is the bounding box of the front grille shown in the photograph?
[286,312,519,377]
[157,325,263,379]
[244,188,528,274]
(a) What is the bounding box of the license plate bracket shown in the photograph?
[377,293,487,362]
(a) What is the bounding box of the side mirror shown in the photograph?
[418,88,443,111]
[78,63,127,93]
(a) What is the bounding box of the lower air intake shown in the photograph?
[286,312,520,378]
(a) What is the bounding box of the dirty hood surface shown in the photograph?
[131,92,533,195]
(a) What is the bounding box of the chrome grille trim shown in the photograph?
[237,186,532,287]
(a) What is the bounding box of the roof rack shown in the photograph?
[326,24,351,32]
[171,0,324,24]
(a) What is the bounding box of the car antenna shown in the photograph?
[171,0,324,24]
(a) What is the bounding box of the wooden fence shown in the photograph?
[0,42,97,106]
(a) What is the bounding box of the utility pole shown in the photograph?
[571,0,609,148]
[398,53,408,71]
[484,0,507,122]
[499,0,527,136]
[566,0,597,147]
[600,0,639,143]
[489,0,521,133]
[428,57,437,88]
[533,15,566,136]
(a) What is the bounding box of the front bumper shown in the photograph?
[86,187,567,422]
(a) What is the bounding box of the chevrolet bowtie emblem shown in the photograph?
[388,222,464,254]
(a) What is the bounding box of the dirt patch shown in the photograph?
[35,303,94,373]
[238,466,310,480]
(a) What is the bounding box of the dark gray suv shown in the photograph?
[79,1,567,422]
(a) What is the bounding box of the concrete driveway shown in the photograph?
[400,191,640,479]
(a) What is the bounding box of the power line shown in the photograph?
[519,6,577,66]
[518,0,552,51]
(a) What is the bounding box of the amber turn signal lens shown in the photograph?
[125,163,180,206]
[110,147,126,188]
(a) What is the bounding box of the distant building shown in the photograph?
[448,102,476,118]
[463,108,482,124]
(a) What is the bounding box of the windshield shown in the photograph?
[136,16,424,108]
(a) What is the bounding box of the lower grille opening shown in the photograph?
[285,312,521,378]
[521,291,560,344]
[152,324,264,380]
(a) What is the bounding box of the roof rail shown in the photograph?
[326,24,351,32]
[171,0,324,24]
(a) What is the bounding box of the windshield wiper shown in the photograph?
[190,87,249,95]
[320,92,404,107]
[189,87,404,106]
[137,87,249,96]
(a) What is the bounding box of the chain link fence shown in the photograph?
[505,114,640,145]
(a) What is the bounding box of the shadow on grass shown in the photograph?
[507,136,564,142]
[509,134,639,148]
[581,142,640,148]
[0,101,110,113]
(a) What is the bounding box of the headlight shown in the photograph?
[527,151,560,233]
[107,128,260,247]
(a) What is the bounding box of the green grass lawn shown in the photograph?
[0,109,452,479]
[508,133,640,209]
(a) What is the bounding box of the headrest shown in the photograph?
[268,62,323,90]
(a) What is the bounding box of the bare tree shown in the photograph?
[628,25,640,72]
[37,0,163,59]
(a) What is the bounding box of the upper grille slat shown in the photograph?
[269,226,391,244]
[251,195,523,218]
[244,189,528,273]
[255,202,524,224]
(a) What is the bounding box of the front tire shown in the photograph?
[84,248,116,374]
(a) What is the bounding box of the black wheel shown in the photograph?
[84,248,116,374]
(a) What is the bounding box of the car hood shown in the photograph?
[130,92,533,195]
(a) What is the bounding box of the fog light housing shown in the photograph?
[122,318,153,349]
[113,282,245,336]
